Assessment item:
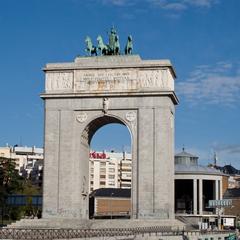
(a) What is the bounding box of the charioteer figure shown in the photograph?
[85,27,133,56]
[108,26,120,55]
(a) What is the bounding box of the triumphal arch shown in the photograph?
[41,41,178,223]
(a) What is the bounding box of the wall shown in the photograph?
[95,198,131,216]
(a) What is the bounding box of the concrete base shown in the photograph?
[6,219,232,240]
[8,218,185,230]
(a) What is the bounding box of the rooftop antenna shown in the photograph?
[213,151,217,166]
[182,144,185,152]
[122,145,126,160]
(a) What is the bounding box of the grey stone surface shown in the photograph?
[41,55,178,221]
[8,218,184,229]
[6,219,230,240]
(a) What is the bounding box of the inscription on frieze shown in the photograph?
[74,69,173,92]
[74,69,138,91]
[45,69,173,92]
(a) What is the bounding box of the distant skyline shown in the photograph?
[0,0,239,168]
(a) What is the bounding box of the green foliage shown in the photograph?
[18,180,42,219]
[0,157,42,223]
[19,180,41,195]
[0,157,24,203]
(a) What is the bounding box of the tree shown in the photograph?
[0,157,25,223]
[0,157,24,192]
[0,157,24,204]
[0,157,43,222]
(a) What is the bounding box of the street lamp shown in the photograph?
[217,206,222,230]
[110,192,114,219]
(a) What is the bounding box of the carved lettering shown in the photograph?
[75,69,138,92]
[46,69,173,92]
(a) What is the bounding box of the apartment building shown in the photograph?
[89,151,132,192]
[0,145,43,186]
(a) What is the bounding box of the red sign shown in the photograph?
[90,151,107,159]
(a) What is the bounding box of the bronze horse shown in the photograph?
[125,35,133,55]
[85,36,97,56]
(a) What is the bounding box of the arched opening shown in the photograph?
[81,115,132,219]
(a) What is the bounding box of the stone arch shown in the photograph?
[81,114,133,147]
[78,113,136,219]
[42,55,178,221]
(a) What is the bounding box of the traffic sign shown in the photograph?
[208,199,232,208]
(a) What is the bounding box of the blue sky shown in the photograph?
[0,0,239,168]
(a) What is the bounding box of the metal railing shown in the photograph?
[0,226,182,239]
[0,226,235,239]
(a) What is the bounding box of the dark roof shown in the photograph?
[223,188,240,199]
[175,164,223,175]
[90,188,131,198]
[215,165,240,175]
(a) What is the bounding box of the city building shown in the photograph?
[214,164,240,189]
[174,148,235,229]
[88,148,237,229]
[0,145,44,186]
[0,145,25,171]
[2,143,238,227]
[223,188,240,218]
[119,152,132,189]
[175,149,227,215]
[89,151,132,192]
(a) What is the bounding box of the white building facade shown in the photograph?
[0,145,44,186]
[89,151,132,192]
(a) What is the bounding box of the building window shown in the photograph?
[109,168,115,172]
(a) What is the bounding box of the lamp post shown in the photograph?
[1,206,3,226]
[217,206,222,230]
[110,192,114,219]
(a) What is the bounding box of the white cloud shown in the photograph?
[100,0,136,6]
[211,144,240,168]
[148,0,218,11]
[176,62,240,106]
[184,0,218,7]
[161,2,187,11]
[100,0,218,11]
[217,144,240,154]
